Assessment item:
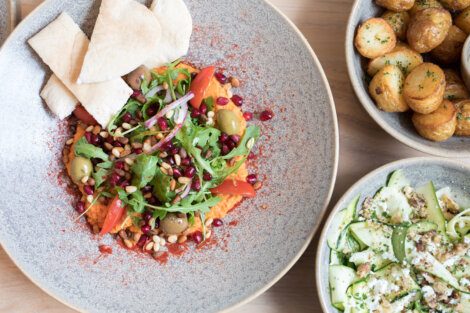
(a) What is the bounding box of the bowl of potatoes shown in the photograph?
[347,0,470,157]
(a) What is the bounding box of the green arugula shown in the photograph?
[74,137,109,161]
[145,195,221,214]
[92,168,108,189]
[116,187,146,214]
[131,154,159,188]
[151,167,175,203]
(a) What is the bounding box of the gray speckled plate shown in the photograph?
[0,0,338,312]
[346,1,470,158]
[0,0,16,45]
[316,157,470,313]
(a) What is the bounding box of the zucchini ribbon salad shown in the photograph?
[28,0,272,258]
[327,170,470,313]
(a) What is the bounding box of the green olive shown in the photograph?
[160,213,188,235]
[125,65,151,90]
[70,156,93,183]
[216,109,240,135]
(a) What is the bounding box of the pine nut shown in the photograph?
[152,235,160,243]
[88,178,95,186]
[207,111,215,118]
[161,162,171,169]
[122,122,132,130]
[92,125,101,135]
[178,235,187,244]
[133,232,142,242]
[66,138,74,145]
[145,242,154,251]
[112,147,121,158]
[119,230,128,240]
[104,142,113,150]
[156,133,164,140]
[230,77,240,87]
[163,82,169,90]
[159,152,168,158]
[126,186,137,193]
[160,167,169,175]
[86,195,94,203]
[178,177,191,184]
[246,138,255,150]
[160,237,166,246]
[143,142,152,153]
[168,235,178,244]
[131,142,143,149]
[253,182,262,190]
[174,154,181,166]
[85,125,94,132]
[206,230,212,239]
[125,158,134,165]
[124,239,134,249]
[144,192,152,199]
[153,242,160,252]
[100,131,109,138]
[205,218,214,227]
[81,176,89,184]
[170,179,176,191]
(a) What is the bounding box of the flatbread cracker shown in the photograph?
[145,0,192,68]
[78,0,162,83]
[28,13,132,127]
[40,74,79,119]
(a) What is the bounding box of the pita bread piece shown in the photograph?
[40,74,79,119]
[145,0,192,68]
[28,13,132,127]
[78,0,162,84]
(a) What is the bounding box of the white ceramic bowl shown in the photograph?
[346,0,470,157]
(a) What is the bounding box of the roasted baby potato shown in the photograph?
[367,42,423,76]
[444,69,470,100]
[407,8,452,53]
[412,100,457,141]
[355,18,397,58]
[376,0,415,12]
[409,0,443,16]
[440,0,470,11]
[455,7,470,34]
[369,64,409,112]
[382,11,410,40]
[430,25,467,64]
[455,99,470,136]
[403,62,446,113]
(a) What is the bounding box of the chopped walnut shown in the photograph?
[442,195,460,214]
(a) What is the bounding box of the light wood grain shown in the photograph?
[0,0,427,312]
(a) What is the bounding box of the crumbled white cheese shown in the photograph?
[460,277,470,287]
[422,285,436,300]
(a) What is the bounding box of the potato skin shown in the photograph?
[367,43,423,76]
[404,63,446,114]
[454,99,470,136]
[444,69,470,100]
[369,65,409,112]
[409,0,443,16]
[412,100,458,141]
[355,18,397,59]
[430,25,467,64]
[382,11,410,40]
[440,0,470,11]
[407,8,452,53]
[455,7,470,34]
[376,0,415,12]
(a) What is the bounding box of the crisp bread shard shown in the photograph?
[78,0,162,83]
[28,12,132,127]
[145,0,192,68]
[40,74,79,119]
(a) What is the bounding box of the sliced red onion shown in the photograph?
[145,92,194,129]
[146,85,164,98]
[180,182,191,199]
[148,103,188,153]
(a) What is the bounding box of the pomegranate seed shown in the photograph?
[76,201,85,214]
[219,133,229,143]
[142,185,152,193]
[141,224,151,234]
[143,211,152,222]
[203,172,212,181]
[84,185,94,195]
[231,95,243,106]
[91,134,101,146]
[134,148,143,155]
[113,141,123,148]
[148,197,158,205]
[215,72,227,84]
[184,166,196,178]
[115,161,125,170]
[248,152,256,160]
[85,132,92,144]
[173,168,182,178]
[192,231,203,244]
[217,97,229,105]
[163,142,174,151]
[122,112,132,123]
[246,174,258,185]
[157,117,168,131]
[166,157,175,166]
[191,178,201,191]
[243,112,253,121]
[181,158,191,166]
[137,234,148,247]
[132,90,142,98]
[169,147,179,155]
[212,218,223,227]
[119,180,130,188]
[260,109,274,121]
[221,144,230,155]
[146,105,157,116]
[227,140,235,150]
[109,172,121,185]
[191,108,201,118]
[106,136,114,144]
[230,135,240,144]
[199,103,208,115]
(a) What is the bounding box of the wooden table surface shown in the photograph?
[0,0,427,312]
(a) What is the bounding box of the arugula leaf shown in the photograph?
[151,167,175,203]
[128,190,146,213]
[222,125,260,159]
[107,99,141,135]
[97,161,113,169]
[204,97,215,112]
[74,137,109,161]
[131,154,159,188]
[145,195,221,214]
[92,168,108,188]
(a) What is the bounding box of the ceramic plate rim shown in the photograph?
[345,0,470,158]
[315,156,470,313]
[0,0,339,312]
